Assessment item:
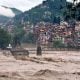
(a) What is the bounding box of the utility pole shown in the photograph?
[36,41,42,56]
[36,26,42,56]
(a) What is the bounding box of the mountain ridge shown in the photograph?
[14,0,80,26]
[13,0,67,25]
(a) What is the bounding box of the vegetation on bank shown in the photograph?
[0,28,11,49]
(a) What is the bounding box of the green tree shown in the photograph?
[12,27,25,47]
[53,40,65,48]
[23,32,36,43]
[64,0,78,21]
[0,28,11,49]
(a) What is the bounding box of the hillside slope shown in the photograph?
[14,0,67,25]
[14,0,80,26]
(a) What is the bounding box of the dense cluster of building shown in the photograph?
[33,21,80,48]
[3,21,80,48]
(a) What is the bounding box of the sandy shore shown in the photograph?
[0,51,80,80]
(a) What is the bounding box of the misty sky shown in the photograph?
[0,0,79,12]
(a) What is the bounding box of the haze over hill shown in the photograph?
[0,6,22,25]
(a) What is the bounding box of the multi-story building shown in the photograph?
[75,22,80,47]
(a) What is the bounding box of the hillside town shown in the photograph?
[32,21,80,48]
[4,21,80,48]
